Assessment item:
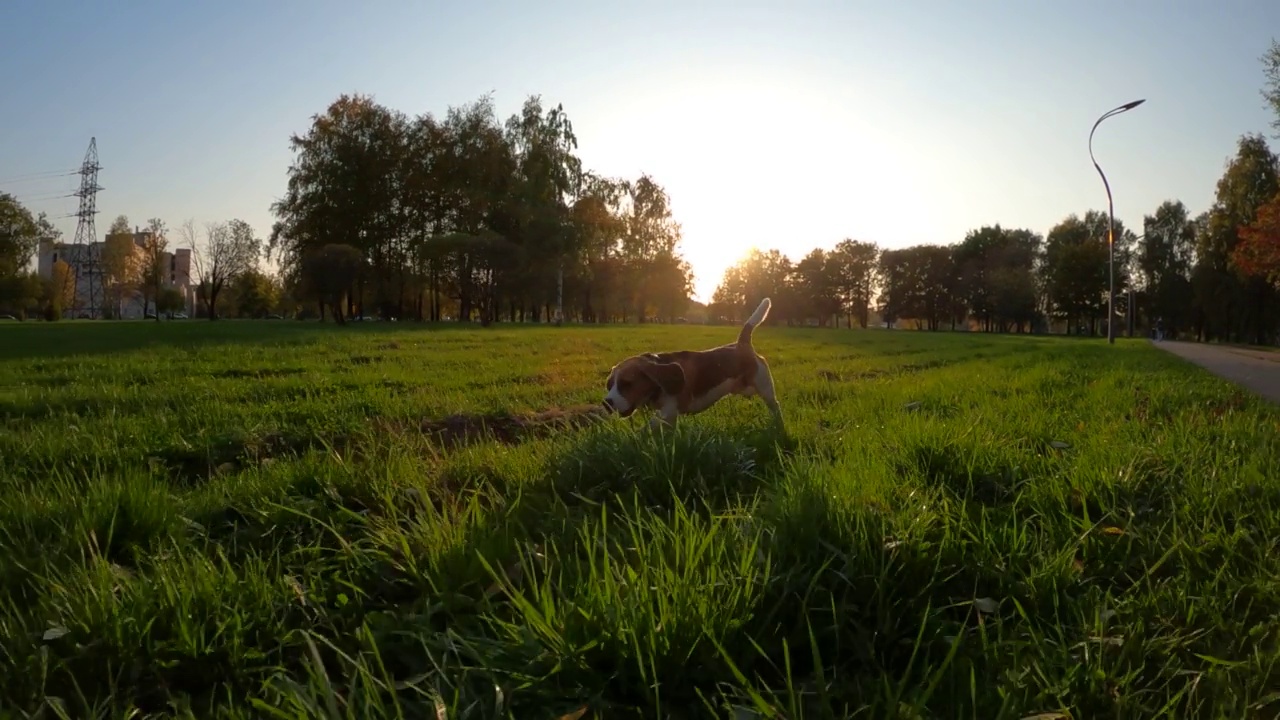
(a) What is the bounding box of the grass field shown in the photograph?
[2,321,1279,718]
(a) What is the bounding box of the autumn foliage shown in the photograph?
[1231,192,1280,286]
[45,259,75,319]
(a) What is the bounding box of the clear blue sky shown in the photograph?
[3,0,1279,301]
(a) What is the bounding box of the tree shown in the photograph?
[268,91,698,326]
[1042,213,1132,335]
[0,194,57,320]
[910,245,963,331]
[228,268,279,318]
[0,193,52,277]
[568,173,628,322]
[101,215,142,318]
[712,248,793,323]
[230,266,282,316]
[300,243,364,323]
[619,175,688,322]
[645,252,695,323]
[872,245,959,330]
[876,248,910,328]
[139,217,168,321]
[989,264,1040,333]
[436,95,516,323]
[43,260,76,320]
[1232,191,1280,287]
[0,272,40,318]
[156,287,186,317]
[268,94,408,315]
[194,218,261,320]
[828,239,880,328]
[954,225,1043,332]
[793,248,842,326]
[1139,200,1197,338]
[1262,39,1280,137]
[270,272,298,318]
[1192,133,1280,344]
[502,94,582,324]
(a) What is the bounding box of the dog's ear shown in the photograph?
[642,358,685,395]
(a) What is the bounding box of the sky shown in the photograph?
[2,0,1279,303]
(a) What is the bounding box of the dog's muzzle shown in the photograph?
[603,397,634,417]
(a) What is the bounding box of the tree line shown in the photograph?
[1,90,697,325]
[706,133,1280,344]
[0,202,266,321]
[0,195,61,319]
[3,39,1280,340]
[705,42,1280,344]
[3,121,1278,341]
[267,92,693,324]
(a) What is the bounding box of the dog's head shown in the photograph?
[602,354,686,416]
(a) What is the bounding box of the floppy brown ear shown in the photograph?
[642,359,685,395]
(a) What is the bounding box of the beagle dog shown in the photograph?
[602,297,782,429]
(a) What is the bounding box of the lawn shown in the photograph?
[1,321,1279,719]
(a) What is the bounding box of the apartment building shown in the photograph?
[37,226,196,319]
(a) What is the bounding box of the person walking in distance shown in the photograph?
[1155,317,1165,342]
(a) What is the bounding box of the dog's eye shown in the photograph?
[618,379,630,390]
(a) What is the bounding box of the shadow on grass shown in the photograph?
[0,319,567,362]
[0,399,1028,715]
[5,366,1253,717]
[0,412,799,716]
[902,442,1022,507]
[0,318,1108,363]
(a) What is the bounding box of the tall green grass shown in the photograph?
[1,321,1278,718]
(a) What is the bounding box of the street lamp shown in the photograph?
[1088,98,1145,345]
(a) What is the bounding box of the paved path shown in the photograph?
[1154,341,1280,404]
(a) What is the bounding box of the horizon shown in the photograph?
[3,1,1280,303]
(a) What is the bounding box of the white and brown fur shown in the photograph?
[602,297,782,429]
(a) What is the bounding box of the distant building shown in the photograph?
[37,225,196,319]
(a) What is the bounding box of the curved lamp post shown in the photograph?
[1088,98,1145,344]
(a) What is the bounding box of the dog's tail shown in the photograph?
[737,297,772,347]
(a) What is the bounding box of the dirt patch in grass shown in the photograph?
[413,404,609,447]
[211,367,307,380]
[817,368,888,382]
[149,432,327,484]
[898,358,953,374]
[1206,390,1252,419]
[150,404,611,483]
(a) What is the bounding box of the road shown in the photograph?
[1154,341,1280,404]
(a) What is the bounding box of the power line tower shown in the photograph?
[68,137,103,318]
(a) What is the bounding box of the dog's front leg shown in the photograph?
[648,413,677,432]
[648,398,679,433]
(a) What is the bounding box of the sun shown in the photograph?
[580,62,936,303]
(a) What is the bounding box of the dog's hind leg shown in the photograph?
[753,356,783,428]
